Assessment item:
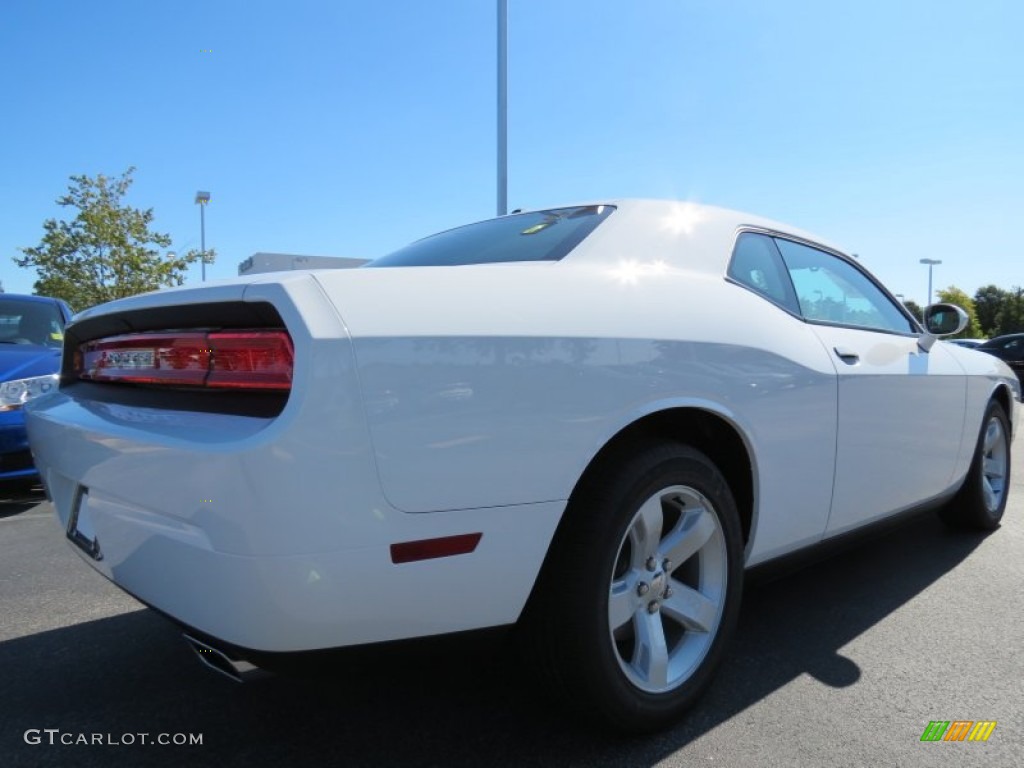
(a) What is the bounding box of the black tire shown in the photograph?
[520,440,744,733]
[939,400,1012,531]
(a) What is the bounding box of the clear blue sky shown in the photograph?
[2,0,1021,307]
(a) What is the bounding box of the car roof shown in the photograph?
[528,199,847,251]
[502,199,854,277]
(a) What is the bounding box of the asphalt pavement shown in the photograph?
[2,449,1022,768]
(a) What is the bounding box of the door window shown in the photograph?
[774,239,915,334]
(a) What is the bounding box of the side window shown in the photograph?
[774,239,916,334]
[727,233,799,314]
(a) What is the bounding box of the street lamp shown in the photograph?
[919,258,941,306]
[195,191,211,282]
[496,0,508,216]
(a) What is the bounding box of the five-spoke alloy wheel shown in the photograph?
[608,485,728,694]
[940,400,1012,530]
[522,440,743,733]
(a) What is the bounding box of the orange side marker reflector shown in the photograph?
[390,533,483,564]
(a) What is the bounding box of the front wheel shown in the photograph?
[939,400,1012,530]
[521,441,744,733]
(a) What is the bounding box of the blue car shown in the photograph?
[0,294,73,483]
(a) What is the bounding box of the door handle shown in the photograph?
[833,346,860,365]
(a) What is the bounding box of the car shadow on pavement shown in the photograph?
[0,510,989,768]
[0,486,46,519]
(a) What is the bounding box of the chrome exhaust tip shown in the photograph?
[183,634,261,683]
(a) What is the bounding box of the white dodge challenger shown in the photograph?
[25,200,1019,732]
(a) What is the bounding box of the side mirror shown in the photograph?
[924,304,969,335]
[919,303,969,351]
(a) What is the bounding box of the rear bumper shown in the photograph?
[29,381,561,652]
[25,278,560,652]
[39,460,560,651]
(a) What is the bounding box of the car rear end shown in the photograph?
[26,274,555,656]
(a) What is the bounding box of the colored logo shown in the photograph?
[920,721,996,742]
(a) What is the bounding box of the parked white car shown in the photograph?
[25,200,1019,732]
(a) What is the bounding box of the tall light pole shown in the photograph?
[919,258,941,306]
[497,0,508,216]
[195,191,211,282]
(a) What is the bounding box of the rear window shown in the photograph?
[365,205,615,268]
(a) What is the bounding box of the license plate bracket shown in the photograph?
[67,486,103,561]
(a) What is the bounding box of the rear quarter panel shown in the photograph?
[315,251,841,565]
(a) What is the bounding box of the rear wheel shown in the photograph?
[522,441,743,733]
[939,400,1011,530]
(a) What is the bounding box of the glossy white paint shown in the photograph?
[810,325,968,534]
[27,274,563,650]
[25,200,1019,653]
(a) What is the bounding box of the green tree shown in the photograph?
[994,287,1024,335]
[973,284,1007,338]
[902,299,923,323]
[14,167,207,309]
[935,286,983,339]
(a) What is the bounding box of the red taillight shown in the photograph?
[78,330,293,391]
[207,332,294,390]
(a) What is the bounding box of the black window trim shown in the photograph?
[726,227,924,338]
[725,230,801,317]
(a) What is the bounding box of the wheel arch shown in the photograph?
[515,407,752,730]
[576,408,756,547]
[536,407,757,570]
[519,406,758,629]
[991,382,1016,435]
